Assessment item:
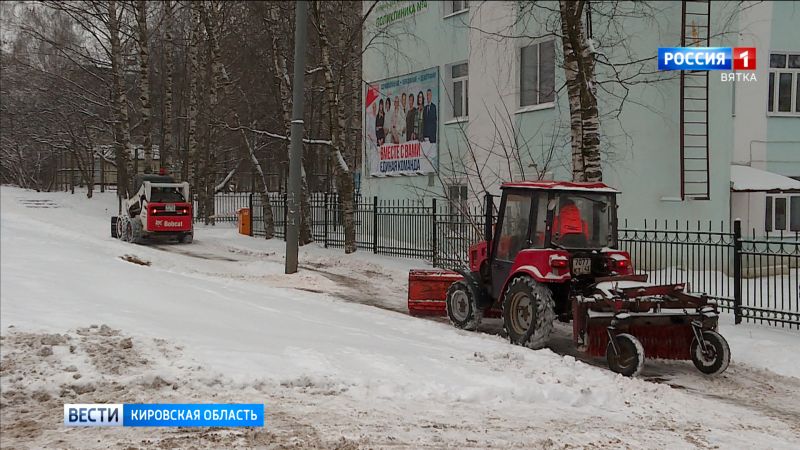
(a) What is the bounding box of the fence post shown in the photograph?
[733,219,743,324]
[373,196,378,254]
[248,193,253,236]
[283,193,288,241]
[324,193,329,248]
[431,198,437,266]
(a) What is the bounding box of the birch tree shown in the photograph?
[161,0,174,172]
[184,4,199,185]
[199,1,276,237]
[559,0,600,182]
[108,0,133,198]
[313,0,360,253]
[135,0,153,173]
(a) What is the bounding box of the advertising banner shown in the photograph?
[365,67,438,177]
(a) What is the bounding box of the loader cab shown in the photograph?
[488,182,619,299]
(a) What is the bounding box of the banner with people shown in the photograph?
[364,67,438,177]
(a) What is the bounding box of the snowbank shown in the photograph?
[2,186,799,448]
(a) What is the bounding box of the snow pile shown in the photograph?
[2,186,799,448]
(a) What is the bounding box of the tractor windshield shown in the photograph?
[551,193,616,249]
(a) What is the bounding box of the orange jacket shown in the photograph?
[553,204,589,238]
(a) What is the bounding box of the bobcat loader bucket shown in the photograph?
[407,269,463,317]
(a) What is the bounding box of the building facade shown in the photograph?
[361,0,800,234]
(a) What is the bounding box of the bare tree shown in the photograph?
[135,0,153,173]
[108,0,133,198]
[559,0,600,182]
[161,0,174,171]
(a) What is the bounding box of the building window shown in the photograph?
[767,52,800,116]
[445,0,468,17]
[520,40,555,107]
[448,184,468,229]
[451,63,468,119]
[766,195,800,232]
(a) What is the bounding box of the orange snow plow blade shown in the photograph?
[407,269,462,316]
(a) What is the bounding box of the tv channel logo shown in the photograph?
[64,403,265,427]
[64,404,123,427]
[658,47,756,71]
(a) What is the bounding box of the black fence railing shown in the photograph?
[619,220,799,329]
[211,192,800,330]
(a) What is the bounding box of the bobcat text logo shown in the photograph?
[155,220,182,227]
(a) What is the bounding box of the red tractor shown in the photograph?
[408,181,729,377]
[111,174,194,244]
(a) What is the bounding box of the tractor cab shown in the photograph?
[473,181,627,302]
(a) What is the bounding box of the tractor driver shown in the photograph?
[553,197,590,247]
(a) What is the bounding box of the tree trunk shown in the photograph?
[136,0,153,174]
[162,0,174,173]
[108,0,132,199]
[316,4,356,253]
[200,3,275,237]
[185,4,199,186]
[559,0,601,182]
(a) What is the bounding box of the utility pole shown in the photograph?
[285,1,308,274]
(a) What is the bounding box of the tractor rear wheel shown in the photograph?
[606,333,644,377]
[445,280,481,331]
[502,277,555,350]
[690,330,730,375]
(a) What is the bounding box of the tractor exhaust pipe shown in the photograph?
[484,193,494,242]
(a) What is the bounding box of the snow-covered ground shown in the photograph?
[1,186,799,449]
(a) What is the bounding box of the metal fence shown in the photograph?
[619,220,799,329]
[212,192,800,330]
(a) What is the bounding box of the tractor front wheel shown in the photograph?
[502,277,555,350]
[445,280,481,331]
[690,330,730,376]
[606,333,644,377]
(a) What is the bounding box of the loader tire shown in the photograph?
[607,333,644,377]
[502,277,555,350]
[180,232,193,244]
[128,219,143,244]
[118,217,130,242]
[446,280,482,331]
[690,330,730,376]
[111,216,118,238]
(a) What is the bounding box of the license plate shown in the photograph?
[165,204,176,212]
[572,258,591,275]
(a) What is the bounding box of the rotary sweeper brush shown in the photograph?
[408,181,730,377]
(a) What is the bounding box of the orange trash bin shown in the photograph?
[237,208,251,235]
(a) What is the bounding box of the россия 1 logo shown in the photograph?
[658,47,757,82]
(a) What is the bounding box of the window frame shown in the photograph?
[518,39,556,111]
[443,0,469,19]
[447,183,469,230]
[767,51,800,117]
[450,62,469,120]
[765,194,800,233]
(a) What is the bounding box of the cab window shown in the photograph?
[495,194,532,261]
[551,193,613,248]
[150,187,185,203]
